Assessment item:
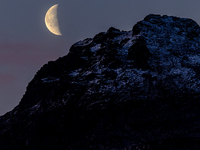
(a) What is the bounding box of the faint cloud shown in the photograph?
[0,74,16,85]
[0,41,67,65]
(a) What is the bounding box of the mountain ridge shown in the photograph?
[1,14,200,149]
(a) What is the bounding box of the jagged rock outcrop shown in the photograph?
[1,14,200,149]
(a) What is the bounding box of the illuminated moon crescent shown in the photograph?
[45,4,62,35]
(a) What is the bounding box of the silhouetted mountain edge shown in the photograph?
[1,14,200,149]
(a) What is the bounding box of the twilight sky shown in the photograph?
[0,0,200,115]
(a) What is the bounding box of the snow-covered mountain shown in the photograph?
[1,14,200,149]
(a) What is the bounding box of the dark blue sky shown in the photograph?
[0,0,200,115]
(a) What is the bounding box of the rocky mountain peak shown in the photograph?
[1,14,200,149]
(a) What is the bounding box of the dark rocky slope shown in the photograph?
[1,14,200,149]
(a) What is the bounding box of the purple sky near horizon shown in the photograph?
[0,0,200,115]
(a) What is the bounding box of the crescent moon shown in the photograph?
[45,4,62,35]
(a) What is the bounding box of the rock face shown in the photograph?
[1,14,200,149]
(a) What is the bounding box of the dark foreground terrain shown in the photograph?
[1,14,200,149]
